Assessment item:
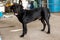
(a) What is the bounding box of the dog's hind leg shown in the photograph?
[45,18,50,34]
[20,23,27,37]
[40,18,46,31]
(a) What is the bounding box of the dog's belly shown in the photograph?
[23,16,41,23]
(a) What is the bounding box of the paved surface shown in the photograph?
[0,14,60,40]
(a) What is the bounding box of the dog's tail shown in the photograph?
[47,8,50,19]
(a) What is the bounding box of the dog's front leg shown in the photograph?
[20,23,27,37]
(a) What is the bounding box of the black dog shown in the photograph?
[10,3,50,37]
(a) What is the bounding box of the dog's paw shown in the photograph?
[41,29,44,31]
[20,35,24,37]
[47,32,50,34]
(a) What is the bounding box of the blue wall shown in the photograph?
[48,0,60,12]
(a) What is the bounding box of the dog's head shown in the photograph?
[10,3,23,15]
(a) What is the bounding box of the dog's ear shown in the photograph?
[18,4,23,9]
[20,5,23,9]
[19,0,23,9]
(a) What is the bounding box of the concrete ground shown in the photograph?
[0,13,60,40]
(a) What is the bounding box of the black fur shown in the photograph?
[10,3,50,37]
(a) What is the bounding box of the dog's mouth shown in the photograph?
[14,13,18,15]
